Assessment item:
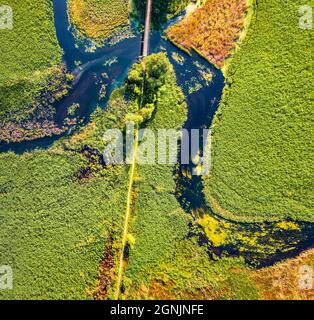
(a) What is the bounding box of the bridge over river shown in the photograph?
[140,0,153,57]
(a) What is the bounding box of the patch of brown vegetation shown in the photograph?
[93,236,116,300]
[251,249,314,300]
[76,146,105,181]
[134,279,242,300]
[146,281,219,300]
[0,120,67,143]
[167,0,248,67]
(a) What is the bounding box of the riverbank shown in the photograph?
[0,0,68,142]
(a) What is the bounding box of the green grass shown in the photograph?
[125,56,188,287]
[204,0,314,222]
[123,53,259,300]
[0,149,128,299]
[0,80,138,299]
[0,0,63,121]
[0,84,138,299]
[0,52,203,300]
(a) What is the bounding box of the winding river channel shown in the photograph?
[1,0,313,267]
[0,0,224,154]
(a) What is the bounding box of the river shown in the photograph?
[0,0,224,154]
[0,0,313,267]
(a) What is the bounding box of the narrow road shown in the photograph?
[142,0,152,57]
[114,129,138,300]
[114,0,152,300]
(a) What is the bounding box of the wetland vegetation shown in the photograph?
[0,0,313,301]
[69,0,130,41]
[167,0,250,68]
[0,0,70,142]
[203,0,314,222]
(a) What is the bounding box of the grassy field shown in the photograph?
[0,75,140,299]
[203,0,314,222]
[121,54,259,300]
[0,147,129,299]
[0,0,63,120]
[0,84,137,298]
[69,0,130,40]
[167,0,249,68]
